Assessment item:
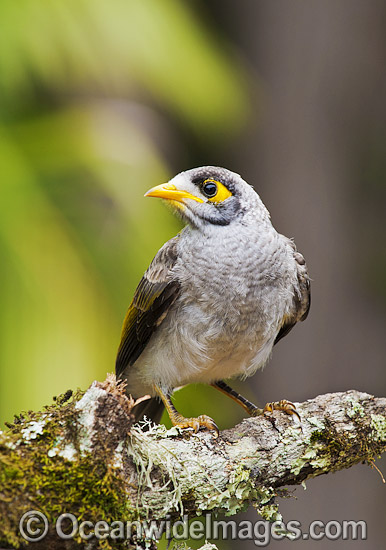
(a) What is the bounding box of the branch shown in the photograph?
[1,375,386,549]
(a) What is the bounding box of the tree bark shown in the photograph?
[1,375,385,549]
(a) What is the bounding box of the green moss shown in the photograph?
[293,412,385,480]
[0,389,135,549]
[5,386,385,548]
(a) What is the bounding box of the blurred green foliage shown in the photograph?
[0,0,250,425]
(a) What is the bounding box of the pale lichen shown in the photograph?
[346,396,365,419]
[74,383,107,453]
[129,426,228,518]
[370,414,386,442]
[129,425,282,525]
[112,441,125,469]
[290,445,329,477]
[47,441,77,461]
[172,543,218,550]
[0,386,135,550]
[307,416,325,430]
[2,383,386,550]
[21,419,46,441]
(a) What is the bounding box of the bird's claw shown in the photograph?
[263,399,301,421]
[173,414,219,437]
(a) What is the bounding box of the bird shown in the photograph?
[116,166,310,436]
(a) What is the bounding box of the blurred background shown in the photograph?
[1,0,386,548]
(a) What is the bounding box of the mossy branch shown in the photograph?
[1,376,386,550]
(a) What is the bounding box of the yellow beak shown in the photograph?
[144,183,204,203]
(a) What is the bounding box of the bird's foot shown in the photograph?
[153,385,219,437]
[263,399,301,421]
[172,414,219,437]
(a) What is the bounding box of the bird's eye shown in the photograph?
[202,180,218,198]
[200,178,232,203]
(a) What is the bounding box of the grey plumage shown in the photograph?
[116,166,310,425]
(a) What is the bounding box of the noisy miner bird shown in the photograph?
[116,166,310,436]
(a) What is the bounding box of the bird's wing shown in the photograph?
[274,241,311,345]
[116,236,181,377]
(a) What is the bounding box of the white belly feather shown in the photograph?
[126,223,298,398]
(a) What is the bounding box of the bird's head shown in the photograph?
[145,166,270,231]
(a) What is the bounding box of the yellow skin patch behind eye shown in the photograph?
[203,179,232,203]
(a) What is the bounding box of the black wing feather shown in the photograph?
[274,245,311,345]
[116,237,181,378]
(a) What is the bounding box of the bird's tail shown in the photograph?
[132,396,164,425]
